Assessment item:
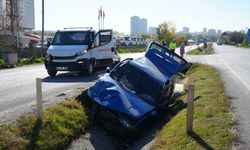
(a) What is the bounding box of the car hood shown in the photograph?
[47,45,88,56]
[87,74,154,119]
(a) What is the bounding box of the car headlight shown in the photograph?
[76,49,87,56]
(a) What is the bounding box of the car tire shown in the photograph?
[86,63,94,75]
[47,70,57,77]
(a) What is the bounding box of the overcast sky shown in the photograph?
[34,0,250,34]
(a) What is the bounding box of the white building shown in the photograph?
[0,0,34,32]
[182,27,189,34]
[130,16,140,36]
[217,29,222,35]
[148,26,157,37]
[130,16,148,36]
[140,18,147,35]
[208,29,216,35]
[203,27,207,35]
[0,0,35,47]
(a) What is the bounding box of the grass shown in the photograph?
[0,59,3,66]
[0,99,88,150]
[0,57,44,69]
[188,43,214,55]
[117,47,147,53]
[18,57,45,65]
[240,43,250,48]
[151,64,236,150]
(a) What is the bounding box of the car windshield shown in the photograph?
[52,31,89,45]
[110,63,161,105]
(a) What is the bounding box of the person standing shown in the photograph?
[180,42,185,57]
[169,39,177,52]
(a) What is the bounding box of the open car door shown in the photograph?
[145,41,189,75]
[91,30,116,64]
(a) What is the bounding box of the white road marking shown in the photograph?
[216,55,250,91]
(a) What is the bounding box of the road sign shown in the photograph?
[248,29,250,43]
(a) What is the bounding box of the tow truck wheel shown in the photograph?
[47,70,57,77]
[86,63,93,75]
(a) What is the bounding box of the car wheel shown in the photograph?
[47,70,57,77]
[86,63,93,75]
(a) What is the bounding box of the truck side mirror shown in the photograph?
[47,41,51,47]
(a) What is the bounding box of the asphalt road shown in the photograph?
[186,44,250,149]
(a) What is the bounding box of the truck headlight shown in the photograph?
[76,49,87,56]
[45,53,51,61]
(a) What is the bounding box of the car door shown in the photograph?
[145,41,189,75]
[91,30,115,61]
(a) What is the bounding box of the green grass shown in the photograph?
[240,43,250,48]
[0,100,88,150]
[152,64,236,150]
[18,57,45,65]
[188,43,214,55]
[0,59,3,66]
[117,47,147,53]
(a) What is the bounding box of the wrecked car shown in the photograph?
[83,41,189,135]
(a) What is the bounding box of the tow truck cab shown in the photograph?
[45,27,120,76]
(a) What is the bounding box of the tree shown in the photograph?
[157,21,176,43]
[141,34,151,39]
[230,31,244,44]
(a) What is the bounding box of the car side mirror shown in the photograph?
[106,67,111,73]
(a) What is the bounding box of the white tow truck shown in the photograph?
[45,27,120,76]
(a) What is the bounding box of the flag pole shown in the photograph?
[103,10,105,29]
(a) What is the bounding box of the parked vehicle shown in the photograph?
[84,41,189,136]
[120,36,131,47]
[45,27,120,76]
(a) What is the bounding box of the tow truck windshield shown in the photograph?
[52,31,89,45]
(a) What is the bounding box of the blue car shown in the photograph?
[84,42,189,135]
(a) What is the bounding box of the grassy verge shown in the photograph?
[117,47,146,53]
[240,43,250,48]
[0,57,44,69]
[0,99,88,150]
[18,57,45,65]
[0,58,3,66]
[188,43,214,55]
[152,64,235,150]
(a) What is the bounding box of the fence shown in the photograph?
[1,48,47,59]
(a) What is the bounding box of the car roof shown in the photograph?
[129,57,172,86]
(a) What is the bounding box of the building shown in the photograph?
[217,29,222,35]
[0,0,35,47]
[182,27,189,34]
[130,16,148,36]
[148,26,157,37]
[130,16,140,36]
[203,27,207,35]
[140,18,147,35]
[208,29,216,35]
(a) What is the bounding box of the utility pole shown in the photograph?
[41,0,44,48]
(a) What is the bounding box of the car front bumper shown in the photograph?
[45,59,90,71]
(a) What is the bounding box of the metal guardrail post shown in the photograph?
[186,85,194,133]
[36,78,43,120]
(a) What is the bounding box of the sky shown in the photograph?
[34,0,250,34]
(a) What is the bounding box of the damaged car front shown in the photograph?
[84,41,189,135]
